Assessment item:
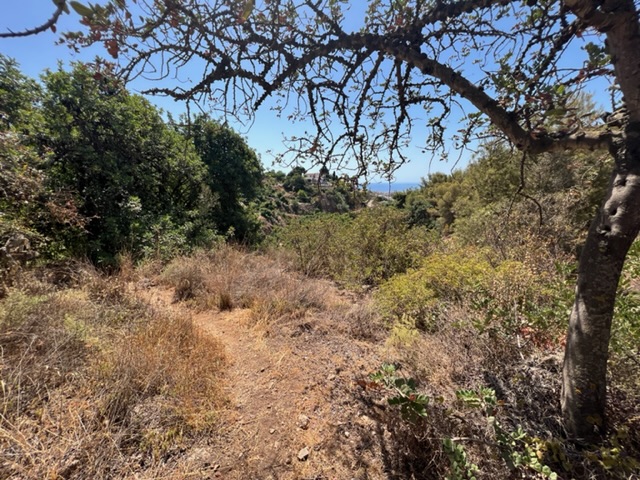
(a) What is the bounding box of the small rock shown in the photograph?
[328,374,336,381]
[297,414,310,430]
[344,430,350,438]
[297,447,310,461]
[269,428,276,434]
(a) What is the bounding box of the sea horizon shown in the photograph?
[367,182,421,193]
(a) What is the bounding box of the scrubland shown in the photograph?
[3,53,640,479]
[2,229,639,478]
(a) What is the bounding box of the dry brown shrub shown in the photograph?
[0,266,226,479]
[388,307,490,401]
[322,299,385,341]
[161,249,217,304]
[87,272,129,305]
[161,245,333,326]
[116,250,137,282]
[369,301,575,479]
[135,256,165,280]
[30,258,96,289]
[248,267,331,328]
[0,290,96,419]
[102,308,225,430]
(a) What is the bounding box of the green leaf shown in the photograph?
[547,108,566,117]
[239,0,254,21]
[70,1,94,17]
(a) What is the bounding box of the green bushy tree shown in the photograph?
[283,166,309,193]
[40,64,208,263]
[187,115,263,242]
[0,55,41,131]
[0,55,87,259]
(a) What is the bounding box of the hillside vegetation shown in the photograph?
[2,58,640,479]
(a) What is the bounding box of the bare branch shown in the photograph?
[61,0,624,176]
[0,2,66,39]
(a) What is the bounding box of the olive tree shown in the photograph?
[62,0,640,441]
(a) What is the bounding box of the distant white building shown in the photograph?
[304,172,331,186]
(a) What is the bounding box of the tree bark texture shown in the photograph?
[562,124,640,441]
[562,0,640,441]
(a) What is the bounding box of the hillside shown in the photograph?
[138,273,388,479]
[3,245,640,479]
[1,248,406,479]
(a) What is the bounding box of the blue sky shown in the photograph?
[0,1,467,183]
[1,2,611,183]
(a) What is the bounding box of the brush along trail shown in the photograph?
[137,281,403,480]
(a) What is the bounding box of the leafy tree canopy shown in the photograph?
[187,114,263,240]
[0,55,42,131]
[40,63,208,263]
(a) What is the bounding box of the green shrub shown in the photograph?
[297,189,310,202]
[375,246,568,337]
[339,207,434,286]
[609,239,640,394]
[274,206,435,287]
[272,212,350,276]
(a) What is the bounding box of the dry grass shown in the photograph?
[155,246,640,479]
[320,299,385,341]
[360,300,640,479]
[161,245,332,327]
[353,318,563,478]
[0,264,226,479]
[4,244,634,479]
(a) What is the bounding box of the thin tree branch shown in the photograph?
[0,3,66,39]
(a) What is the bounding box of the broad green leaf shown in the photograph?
[70,1,94,17]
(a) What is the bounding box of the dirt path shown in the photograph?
[139,285,401,480]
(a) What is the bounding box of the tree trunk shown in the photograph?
[562,126,640,441]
